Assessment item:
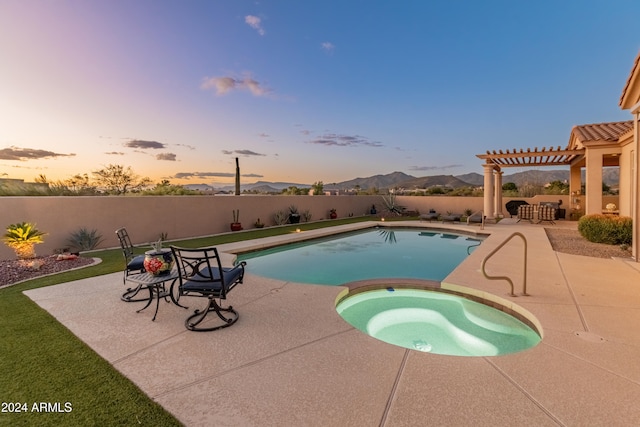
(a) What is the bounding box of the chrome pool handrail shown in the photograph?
[480,232,528,297]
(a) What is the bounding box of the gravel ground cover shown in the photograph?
[0,255,96,288]
[545,227,632,259]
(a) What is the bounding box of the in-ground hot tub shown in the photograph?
[336,286,541,357]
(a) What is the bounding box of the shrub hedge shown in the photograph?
[578,214,632,245]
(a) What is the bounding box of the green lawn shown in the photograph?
[0,217,378,426]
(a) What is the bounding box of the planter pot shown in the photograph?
[329,212,337,219]
[230,222,243,231]
[289,214,301,224]
[144,249,174,276]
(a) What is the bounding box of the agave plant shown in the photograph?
[66,227,104,252]
[381,192,405,215]
[3,222,47,259]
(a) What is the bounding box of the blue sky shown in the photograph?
[1,1,638,186]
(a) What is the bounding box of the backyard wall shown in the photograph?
[0,195,383,259]
[0,194,576,260]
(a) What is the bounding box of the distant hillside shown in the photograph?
[194,168,620,194]
[455,173,484,186]
[501,168,619,186]
[398,175,474,189]
[325,171,415,190]
[183,183,215,192]
[247,184,283,193]
[215,181,309,193]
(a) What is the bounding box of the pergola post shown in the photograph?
[494,170,503,217]
[483,164,495,220]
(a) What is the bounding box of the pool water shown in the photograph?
[236,228,483,285]
[336,288,541,356]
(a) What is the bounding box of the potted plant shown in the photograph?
[254,218,265,228]
[288,205,301,224]
[230,209,243,231]
[370,204,377,215]
[143,238,174,276]
[329,208,337,219]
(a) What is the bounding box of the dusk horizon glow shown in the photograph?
[1,1,638,187]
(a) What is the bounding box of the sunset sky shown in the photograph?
[1,1,638,187]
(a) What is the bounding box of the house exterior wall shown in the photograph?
[619,137,634,216]
[585,147,604,214]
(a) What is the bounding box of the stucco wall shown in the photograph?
[0,195,385,259]
[0,194,574,260]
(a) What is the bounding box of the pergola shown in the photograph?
[477,121,634,220]
[476,146,584,220]
[476,50,640,262]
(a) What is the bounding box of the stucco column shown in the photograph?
[633,112,639,261]
[483,164,495,220]
[569,163,582,214]
[494,170,503,217]
[585,150,603,215]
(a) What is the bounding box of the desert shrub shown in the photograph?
[273,210,288,225]
[66,227,104,251]
[578,214,632,245]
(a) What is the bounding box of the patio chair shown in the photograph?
[419,209,439,222]
[171,246,247,332]
[115,227,147,301]
[441,213,462,223]
[537,205,556,225]
[517,205,535,223]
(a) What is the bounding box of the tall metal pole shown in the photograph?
[235,157,240,196]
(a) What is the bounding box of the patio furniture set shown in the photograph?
[116,228,246,332]
[511,201,564,225]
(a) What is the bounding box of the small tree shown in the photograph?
[92,164,151,195]
[3,222,46,259]
[312,181,324,195]
[545,180,569,195]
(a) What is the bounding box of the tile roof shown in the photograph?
[571,120,634,142]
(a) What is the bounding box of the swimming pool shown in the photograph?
[336,287,541,356]
[236,228,484,285]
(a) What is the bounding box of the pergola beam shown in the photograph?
[477,147,585,168]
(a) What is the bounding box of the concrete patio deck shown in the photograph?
[25,220,640,426]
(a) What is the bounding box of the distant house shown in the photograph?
[0,178,49,193]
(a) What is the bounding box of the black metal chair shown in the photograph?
[115,228,147,301]
[171,246,246,332]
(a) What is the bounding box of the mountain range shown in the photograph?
[187,168,620,193]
